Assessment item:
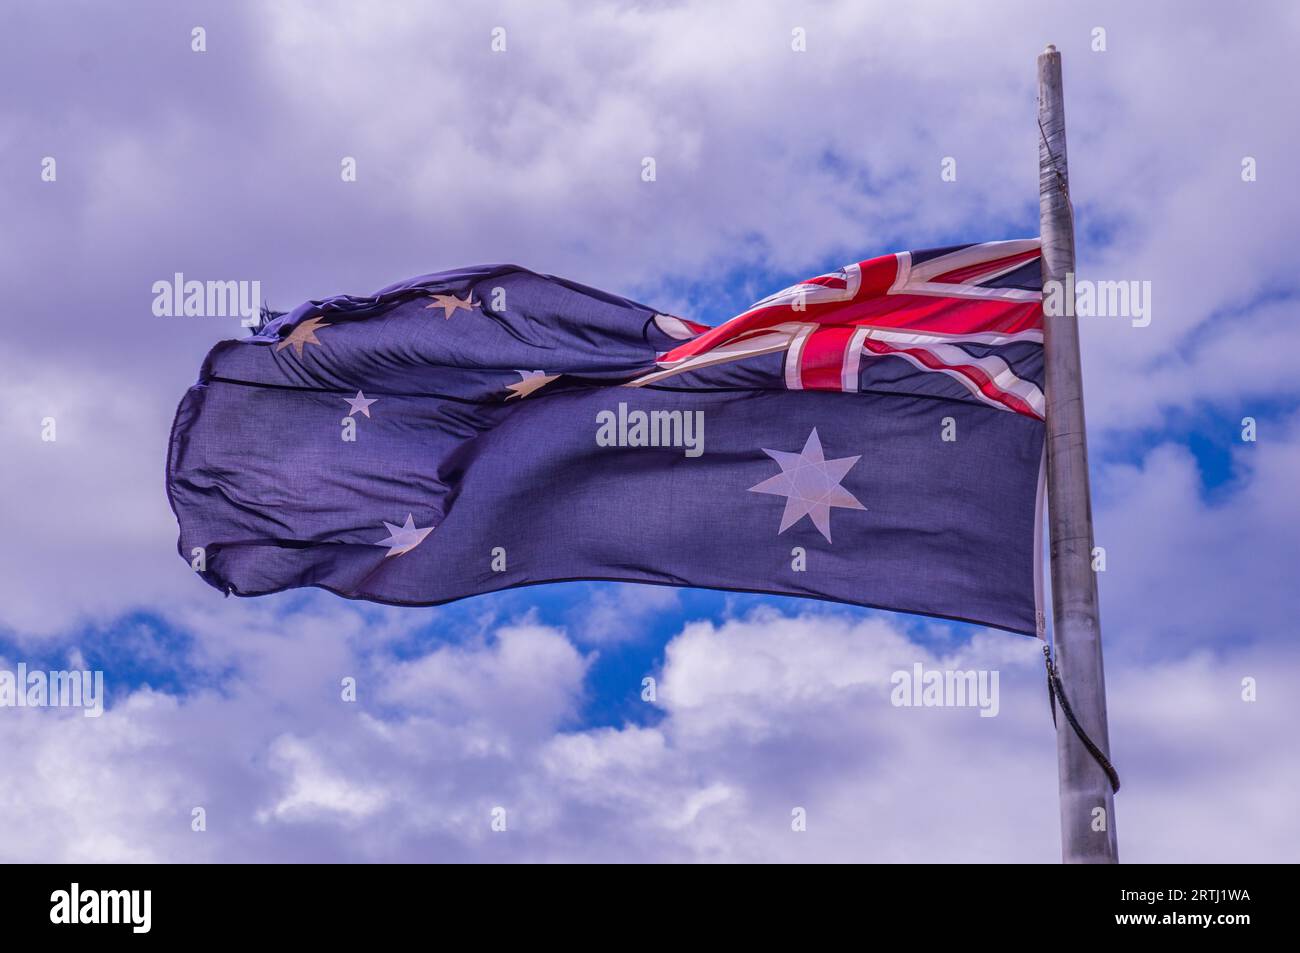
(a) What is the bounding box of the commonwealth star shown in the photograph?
[748,428,865,543]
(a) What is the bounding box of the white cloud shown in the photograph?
[0,351,196,636]
[2,605,1294,862]
[260,734,389,824]
[566,584,680,644]
[1092,411,1300,651]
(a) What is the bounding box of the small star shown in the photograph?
[505,370,559,400]
[343,391,377,418]
[748,428,865,543]
[275,316,331,358]
[425,292,479,319]
[375,514,434,557]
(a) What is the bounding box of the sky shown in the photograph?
[1,0,1297,862]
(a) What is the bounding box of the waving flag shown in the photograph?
[167,242,1046,634]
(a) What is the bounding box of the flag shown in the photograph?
[167,241,1046,634]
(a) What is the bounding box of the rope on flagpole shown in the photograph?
[1043,644,1121,793]
[1038,106,1116,794]
[1038,115,1077,232]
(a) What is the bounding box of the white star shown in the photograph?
[748,428,865,543]
[505,370,559,400]
[343,391,377,418]
[375,514,434,557]
[274,315,330,357]
[424,292,479,319]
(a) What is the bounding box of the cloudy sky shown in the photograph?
[1,0,1297,862]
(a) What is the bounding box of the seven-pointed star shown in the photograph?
[274,315,330,357]
[505,370,559,400]
[376,514,434,557]
[425,292,479,319]
[748,428,865,543]
[343,390,377,418]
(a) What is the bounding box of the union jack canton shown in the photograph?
[635,239,1044,420]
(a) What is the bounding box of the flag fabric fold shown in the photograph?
[167,241,1046,634]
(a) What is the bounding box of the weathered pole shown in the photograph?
[1037,44,1119,863]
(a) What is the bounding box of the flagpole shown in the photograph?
[1037,45,1119,863]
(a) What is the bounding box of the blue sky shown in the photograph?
[2,0,1298,862]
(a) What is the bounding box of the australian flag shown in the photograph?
[167,241,1046,635]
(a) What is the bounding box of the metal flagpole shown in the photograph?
[1036,44,1119,863]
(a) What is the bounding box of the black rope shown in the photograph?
[1037,116,1069,193]
[1037,115,1078,231]
[1042,644,1121,793]
[1039,85,1113,793]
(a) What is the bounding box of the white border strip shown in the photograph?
[842,327,870,392]
[844,261,863,299]
[895,281,1041,303]
[784,325,815,390]
[889,252,912,294]
[905,239,1041,283]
